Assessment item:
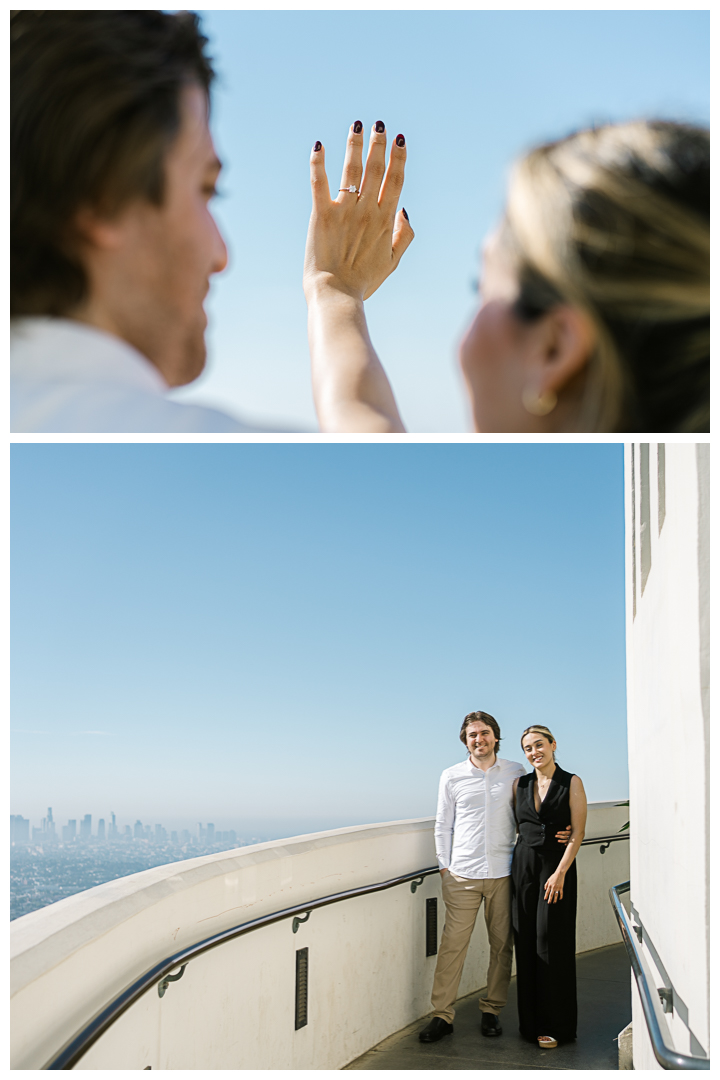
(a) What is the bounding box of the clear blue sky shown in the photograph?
[168,10,710,432]
[11,443,627,837]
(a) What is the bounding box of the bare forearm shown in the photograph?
[307,286,405,433]
[556,830,584,875]
[556,778,587,875]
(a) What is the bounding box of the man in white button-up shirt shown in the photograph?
[419,711,570,1046]
[10,12,297,433]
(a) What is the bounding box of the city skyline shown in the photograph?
[9,807,265,922]
[11,806,250,847]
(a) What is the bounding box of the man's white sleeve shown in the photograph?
[434,772,455,870]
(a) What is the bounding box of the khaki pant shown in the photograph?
[430,872,513,1023]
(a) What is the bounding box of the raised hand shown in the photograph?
[304,120,414,303]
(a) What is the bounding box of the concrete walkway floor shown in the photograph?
[346,943,630,1071]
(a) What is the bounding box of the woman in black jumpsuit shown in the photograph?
[511,726,587,1048]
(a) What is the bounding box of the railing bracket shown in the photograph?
[410,875,429,893]
[658,987,674,1015]
[292,912,311,933]
[632,923,643,944]
[158,964,187,998]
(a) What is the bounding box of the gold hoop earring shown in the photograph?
[522,385,557,417]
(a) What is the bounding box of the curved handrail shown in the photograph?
[43,833,630,1069]
[45,864,441,1069]
[609,882,709,1070]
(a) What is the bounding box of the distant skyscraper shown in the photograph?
[10,815,30,845]
[109,812,118,840]
[181,829,191,845]
[80,814,92,840]
[62,820,76,843]
[133,820,143,839]
[42,807,56,841]
[124,825,132,839]
[206,823,215,843]
[97,818,106,841]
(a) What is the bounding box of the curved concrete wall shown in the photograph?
[11,808,628,1070]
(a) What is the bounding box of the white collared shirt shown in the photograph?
[434,756,526,879]
[11,317,294,433]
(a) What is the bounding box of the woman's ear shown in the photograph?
[526,305,596,400]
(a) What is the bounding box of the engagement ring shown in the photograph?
[339,185,358,193]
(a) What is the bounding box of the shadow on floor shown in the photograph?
[345,943,630,1071]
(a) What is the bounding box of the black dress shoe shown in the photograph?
[418,1016,454,1043]
[481,1012,502,1037]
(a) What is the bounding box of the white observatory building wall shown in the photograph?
[624,443,709,1068]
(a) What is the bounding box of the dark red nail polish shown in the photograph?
[313,141,322,152]
[353,120,363,134]
[402,207,409,223]
[396,134,405,148]
[375,121,385,134]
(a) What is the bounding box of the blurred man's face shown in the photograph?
[78,83,228,386]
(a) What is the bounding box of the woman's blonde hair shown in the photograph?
[502,120,709,432]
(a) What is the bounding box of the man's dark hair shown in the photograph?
[459,711,501,749]
[11,10,215,318]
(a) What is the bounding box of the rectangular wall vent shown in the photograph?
[426,898,438,956]
[295,947,309,1029]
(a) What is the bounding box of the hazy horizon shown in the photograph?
[14,787,631,845]
[14,784,629,843]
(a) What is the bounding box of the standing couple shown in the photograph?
[419,711,587,1050]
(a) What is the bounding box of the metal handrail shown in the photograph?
[580,832,629,853]
[43,832,630,1069]
[609,882,709,1070]
[45,864,441,1069]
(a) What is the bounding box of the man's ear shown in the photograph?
[72,205,127,252]
[530,305,596,399]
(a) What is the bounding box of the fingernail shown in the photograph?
[396,134,406,148]
[313,141,322,152]
[353,120,363,134]
[374,120,385,134]
[402,207,409,223]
